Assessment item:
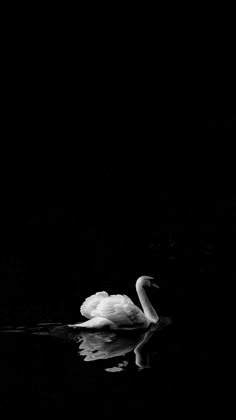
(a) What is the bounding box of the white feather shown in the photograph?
[80,291,108,319]
[80,293,147,328]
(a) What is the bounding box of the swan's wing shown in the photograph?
[90,295,146,327]
[80,292,108,319]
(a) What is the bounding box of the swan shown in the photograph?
[68,275,159,330]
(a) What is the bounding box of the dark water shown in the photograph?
[0,306,221,415]
[0,321,191,411]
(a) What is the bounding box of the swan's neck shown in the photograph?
[136,283,159,324]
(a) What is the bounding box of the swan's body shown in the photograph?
[69,276,159,330]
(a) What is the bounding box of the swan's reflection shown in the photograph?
[72,316,171,371]
[0,317,171,372]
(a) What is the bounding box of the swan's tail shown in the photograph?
[68,317,115,329]
[68,322,84,328]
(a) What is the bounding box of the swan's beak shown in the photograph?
[152,283,159,289]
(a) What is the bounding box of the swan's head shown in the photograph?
[136,276,159,289]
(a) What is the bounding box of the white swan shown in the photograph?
[68,275,159,330]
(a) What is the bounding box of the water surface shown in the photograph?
[0,315,213,414]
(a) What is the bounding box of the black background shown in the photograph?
[0,10,235,415]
